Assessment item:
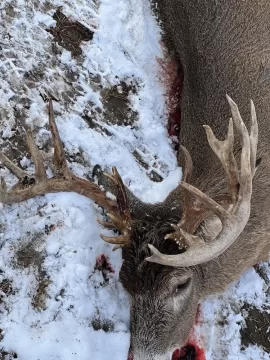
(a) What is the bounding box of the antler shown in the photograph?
[0,99,132,249]
[147,95,258,267]
[98,166,132,250]
[165,146,232,250]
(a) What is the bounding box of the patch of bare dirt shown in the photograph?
[46,7,93,56]
[15,234,45,271]
[32,278,52,311]
[14,232,53,311]
[241,304,270,353]
[132,150,163,182]
[91,317,115,332]
[0,350,18,360]
[101,80,138,127]
[0,279,13,300]
[240,263,270,353]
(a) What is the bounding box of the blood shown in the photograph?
[95,254,114,274]
[194,305,202,326]
[172,341,205,360]
[157,56,184,152]
[175,342,206,360]
[167,69,183,143]
[172,306,206,360]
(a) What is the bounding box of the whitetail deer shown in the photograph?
[0,3,270,360]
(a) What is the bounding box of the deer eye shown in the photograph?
[174,278,191,295]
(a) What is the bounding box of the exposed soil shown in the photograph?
[241,304,270,353]
[46,7,93,56]
[0,279,13,299]
[101,80,138,127]
[14,232,53,311]
[91,317,115,333]
[132,150,163,182]
[32,278,52,311]
[15,235,45,270]
[0,350,18,360]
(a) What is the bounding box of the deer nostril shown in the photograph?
[173,345,196,360]
[172,349,181,360]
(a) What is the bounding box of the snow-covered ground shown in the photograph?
[0,1,269,360]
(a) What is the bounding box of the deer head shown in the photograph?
[0,96,257,359]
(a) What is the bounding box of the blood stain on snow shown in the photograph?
[95,254,115,273]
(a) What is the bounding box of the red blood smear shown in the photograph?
[167,69,183,146]
[172,349,181,360]
[172,342,205,360]
[157,56,183,152]
[194,305,202,326]
[95,253,114,273]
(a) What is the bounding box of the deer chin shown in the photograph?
[130,354,171,360]
[128,344,197,360]
[128,348,174,360]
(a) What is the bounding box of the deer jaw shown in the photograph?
[123,267,200,360]
[130,286,199,360]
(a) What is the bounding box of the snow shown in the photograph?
[0,1,269,360]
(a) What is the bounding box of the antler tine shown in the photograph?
[48,98,71,178]
[249,100,258,177]
[203,118,239,203]
[181,145,193,183]
[0,99,117,215]
[147,96,257,267]
[226,96,252,203]
[100,233,130,246]
[179,181,230,222]
[165,145,230,246]
[99,167,132,248]
[0,153,28,179]
[178,146,193,226]
[164,146,211,249]
[26,130,47,181]
[104,166,131,222]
